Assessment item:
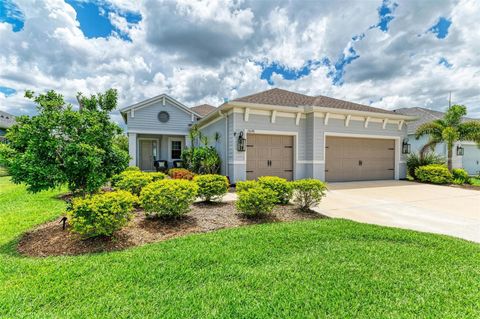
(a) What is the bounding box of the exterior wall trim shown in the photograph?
[128,129,189,136]
[323,132,401,180]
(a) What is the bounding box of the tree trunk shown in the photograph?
[447,146,453,171]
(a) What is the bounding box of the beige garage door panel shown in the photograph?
[247,134,294,181]
[326,136,395,182]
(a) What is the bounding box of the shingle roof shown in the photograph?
[232,88,398,115]
[190,104,216,117]
[394,107,479,134]
[0,110,16,129]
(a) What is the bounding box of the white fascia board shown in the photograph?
[312,106,418,121]
[120,94,202,118]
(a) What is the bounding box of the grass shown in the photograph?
[470,177,480,186]
[0,176,479,318]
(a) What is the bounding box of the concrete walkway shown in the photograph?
[315,180,480,243]
[226,181,480,243]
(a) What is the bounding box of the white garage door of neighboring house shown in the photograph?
[462,145,480,176]
[246,134,294,181]
[325,136,395,182]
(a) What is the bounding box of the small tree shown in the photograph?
[3,89,129,194]
[416,105,480,171]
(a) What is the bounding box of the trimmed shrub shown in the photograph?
[168,168,196,180]
[415,164,453,184]
[194,174,229,202]
[292,179,327,211]
[236,180,260,193]
[140,179,199,218]
[258,176,293,204]
[452,168,470,185]
[125,166,141,172]
[149,172,167,182]
[236,187,277,217]
[115,171,153,195]
[406,153,445,179]
[67,190,137,238]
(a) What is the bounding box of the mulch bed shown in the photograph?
[18,202,327,257]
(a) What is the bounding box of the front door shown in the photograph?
[139,140,157,171]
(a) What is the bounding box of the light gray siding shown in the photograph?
[127,100,193,134]
[462,145,480,175]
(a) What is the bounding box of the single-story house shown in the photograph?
[395,107,480,176]
[120,88,417,183]
[0,110,16,142]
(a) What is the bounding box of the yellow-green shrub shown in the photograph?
[149,172,167,182]
[236,180,260,193]
[140,179,199,218]
[452,168,470,185]
[125,166,141,172]
[236,187,277,217]
[258,176,293,204]
[193,174,229,202]
[415,164,453,184]
[292,179,327,211]
[67,190,137,238]
[115,171,154,195]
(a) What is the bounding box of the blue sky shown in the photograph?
[0,0,479,119]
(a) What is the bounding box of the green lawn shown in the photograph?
[1,177,479,318]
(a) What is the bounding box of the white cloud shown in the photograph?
[0,0,480,124]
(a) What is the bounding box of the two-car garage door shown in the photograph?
[325,136,395,182]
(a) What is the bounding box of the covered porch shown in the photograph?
[128,133,188,172]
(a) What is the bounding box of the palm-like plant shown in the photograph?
[416,105,480,171]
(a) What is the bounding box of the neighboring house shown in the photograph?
[121,88,416,183]
[0,110,16,142]
[395,107,480,176]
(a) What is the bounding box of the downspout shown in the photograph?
[218,110,229,178]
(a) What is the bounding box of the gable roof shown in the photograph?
[394,107,479,134]
[0,110,16,129]
[232,88,399,115]
[190,104,216,117]
[119,93,202,123]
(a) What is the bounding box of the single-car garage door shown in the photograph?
[325,136,395,182]
[246,134,294,180]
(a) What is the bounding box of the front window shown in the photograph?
[171,140,182,159]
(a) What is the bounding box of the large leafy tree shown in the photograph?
[3,89,129,194]
[416,104,480,171]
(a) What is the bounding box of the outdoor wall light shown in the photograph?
[456,145,464,156]
[237,131,246,152]
[402,139,411,154]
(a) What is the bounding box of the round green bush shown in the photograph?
[67,190,138,238]
[140,179,199,218]
[452,168,470,185]
[292,179,327,211]
[125,166,141,172]
[115,171,154,195]
[415,164,453,184]
[193,174,229,202]
[236,180,260,193]
[258,176,293,204]
[236,187,277,217]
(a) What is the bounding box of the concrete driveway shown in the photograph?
[314,180,480,243]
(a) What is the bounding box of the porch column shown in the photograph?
[128,132,137,166]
